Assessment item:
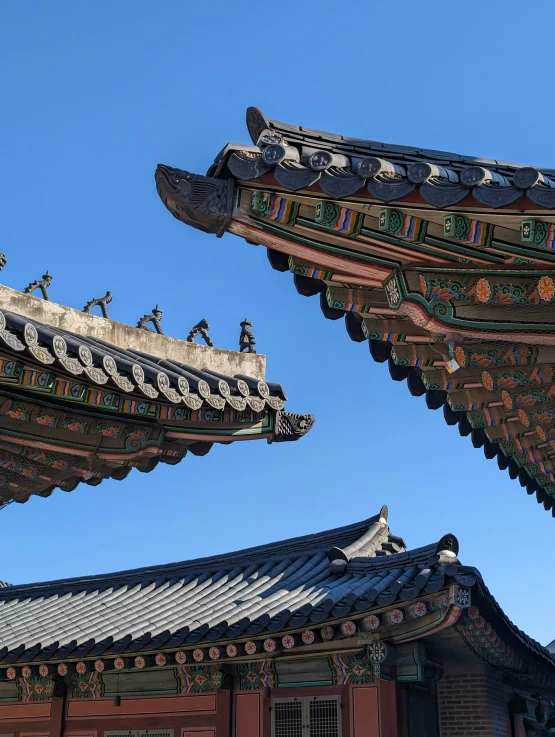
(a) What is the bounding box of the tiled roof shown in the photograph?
[0,507,402,662]
[0,287,313,505]
[214,107,555,209]
[0,308,285,414]
[155,108,555,515]
[1,507,550,673]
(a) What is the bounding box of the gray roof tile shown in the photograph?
[0,508,551,672]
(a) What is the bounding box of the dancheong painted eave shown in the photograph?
[155,107,555,516]
[0,281,313,507]
[1,506,555,697]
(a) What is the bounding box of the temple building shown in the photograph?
[0,508,552,737]
[156,107,555,514]
[0,275,313,508]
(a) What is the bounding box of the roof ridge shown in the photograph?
[327,505,407,574]
[0,511,385,596]
[346,532,461,570]
[249,107,546,174]
[243,107,555,189]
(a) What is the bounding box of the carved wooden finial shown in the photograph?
[239,318,256,354]
[137,305,163,334]
[83,291,113,318]
[24,271,52,300]
[186,318,213,347]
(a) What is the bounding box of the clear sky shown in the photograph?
[1,1,553,644]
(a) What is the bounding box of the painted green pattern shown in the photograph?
[521,219,555,249]
[387,269,555,334]
[315,201,362,236]
[175,665,224,694]
[251,191,299,224]
[0,357,269,430]
[378,209,426,242]
[455,609,521,671]
[453,344,538,369]
[421,274,555,306]
[329,651,374,685]
[443,215,493,247]
[289,256,333,281]
[237,660,275,690]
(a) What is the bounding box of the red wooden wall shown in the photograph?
[0,682,396,737]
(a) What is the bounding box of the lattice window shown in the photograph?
[274,700,303,737]
[309,699,340,737]
[272,696,341,737]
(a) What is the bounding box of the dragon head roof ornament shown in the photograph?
[155,165,233,237]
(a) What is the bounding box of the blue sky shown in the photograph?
[1,1,554,643]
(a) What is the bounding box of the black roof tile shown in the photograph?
[234,107,555,209]
[0,508,552,674]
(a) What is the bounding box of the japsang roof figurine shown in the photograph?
[156,106,555,516]
[0,267,313,508]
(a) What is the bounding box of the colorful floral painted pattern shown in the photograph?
[321,625,335,641]
[225,644,237,658]
[482,372,495,391]
[192,649,204,662]
[176,665,223,694]
[244,641,257,655]
[422,274,555,306]
[456,607,521,671]
[518,409,530,427]
[282,635,295,649]
[368,641,388,663]
[406,601,427,620]
[538,275,555,302]
[501,390,513,408]
[94,660,105,672]
[17,675,56,702]
[475,278,492,303]
[329,651,373,685]
[237,660,276,690]
[175,651,187,664]
[302,630,315,645]
[263,639,276,653]
[340,620,357,636]
[36,413,55,426]
[361,615,380,631]
[208,647,221,660]
[382,609,404,626]
[7,408,26,421]
[155,653,167,666]
[57,664,68,676]
[71,671,104,699]
[134,656,145,669]
[114,658,125,670]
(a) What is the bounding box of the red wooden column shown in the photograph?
[233,690,267,737]
[349,685,380,737]
[378,681,398,737]
[49,693,65,737]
